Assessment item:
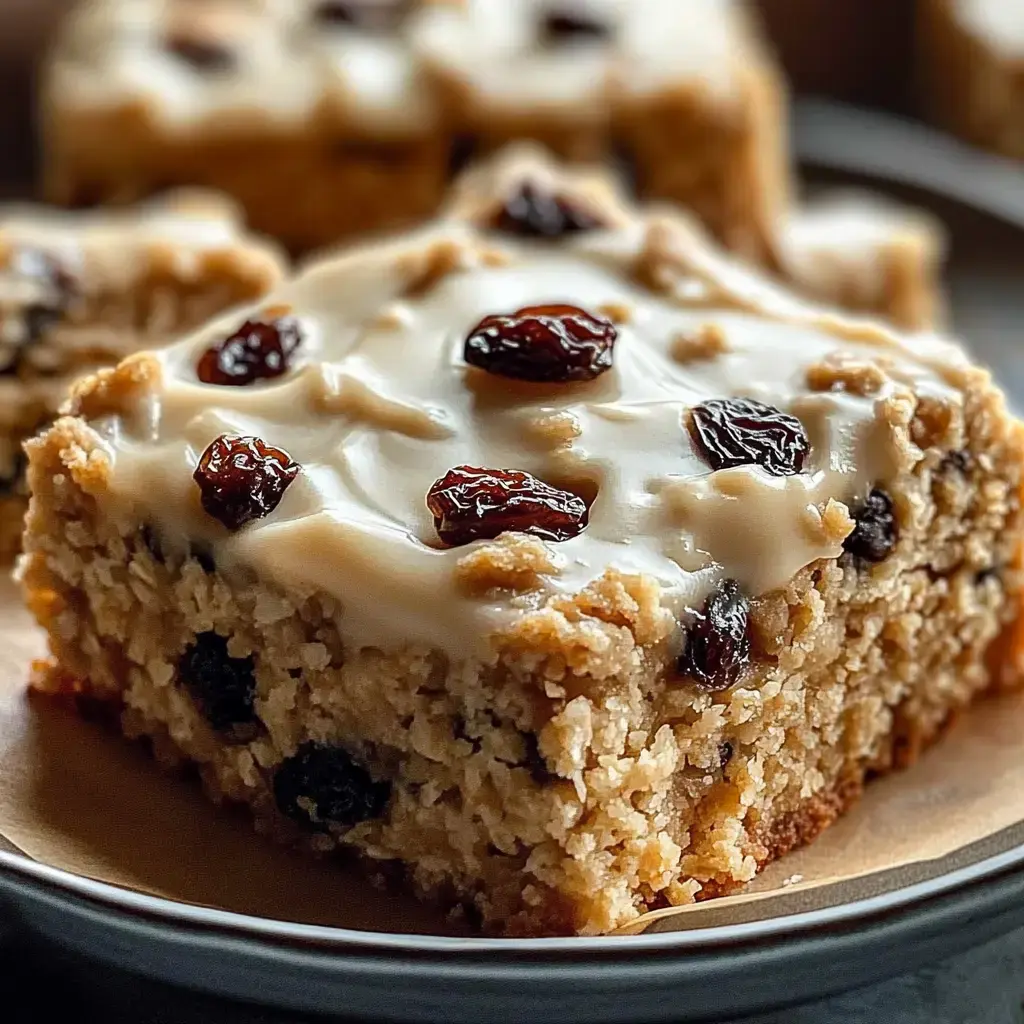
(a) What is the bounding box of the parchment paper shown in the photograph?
[1,574,1023,937]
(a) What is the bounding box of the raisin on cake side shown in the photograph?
[0,192,284,559]
[20,156,1024,937]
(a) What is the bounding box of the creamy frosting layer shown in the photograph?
[74,171,973,658]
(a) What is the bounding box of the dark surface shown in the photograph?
[1,917,1023,1024]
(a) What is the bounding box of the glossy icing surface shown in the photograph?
[81,165,968,656]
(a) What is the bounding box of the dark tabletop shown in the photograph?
[1,916,1021,1024]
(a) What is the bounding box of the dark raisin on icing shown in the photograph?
[313,0,408,30]
[164,35,236,71]
[688,398,810,477]
[464,303,616,383]
[493,182,603,239]
[193,434,300,531]
[178,631,257,733]
[273,741,391,830]
[678,580,751,692]
[540,7,612,44]
[0,248,76,374]
[426,465,588,546]
[843,488,898,564]
[196,316,303,386]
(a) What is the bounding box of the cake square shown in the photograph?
[0,189,284,558]
[21,154,1023,936]
[777,191,946,332]
[919,0,1024,160]
[41,0,451,252]
[43,0,791,262]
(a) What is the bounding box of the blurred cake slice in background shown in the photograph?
[42,0,792,262]
[778,192,946,332]
[919,0,1024,159]
[446,145,944,330]
[0,189,284,557]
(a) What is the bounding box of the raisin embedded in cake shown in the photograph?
[21,167,1024,937]
[0,191,284,559]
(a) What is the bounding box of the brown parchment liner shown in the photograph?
[1,575,1023,940]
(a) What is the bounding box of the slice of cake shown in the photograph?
[919,0,1024,160]
[777,191,946,332]
[0,190,284,559]
[42,0,790,260]
[20,164,1023,937]
[41,0,450,252]
[414,0,790,263]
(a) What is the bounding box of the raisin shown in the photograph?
[426,466,588,546]
[464,304,616,383]
[164,35,235,71]
[493,182,603,239]
[273,741,391,831]
[843,488,898,563]
[540,7,612,44]
[178,632,257,733]
[678,579,751,692]
[313,0,407,29]
[193,434,300,531]
[688,398,809,477]
[718,742,734,768]
[196,316,303,387]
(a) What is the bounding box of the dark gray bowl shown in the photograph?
[4,102,1024,1024]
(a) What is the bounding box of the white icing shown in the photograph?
[88,195,964,656]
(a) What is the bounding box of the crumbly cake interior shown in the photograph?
[20,159,1024,936]
[0,191,284,557]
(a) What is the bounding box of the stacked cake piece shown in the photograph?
[21,150,1023,935]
